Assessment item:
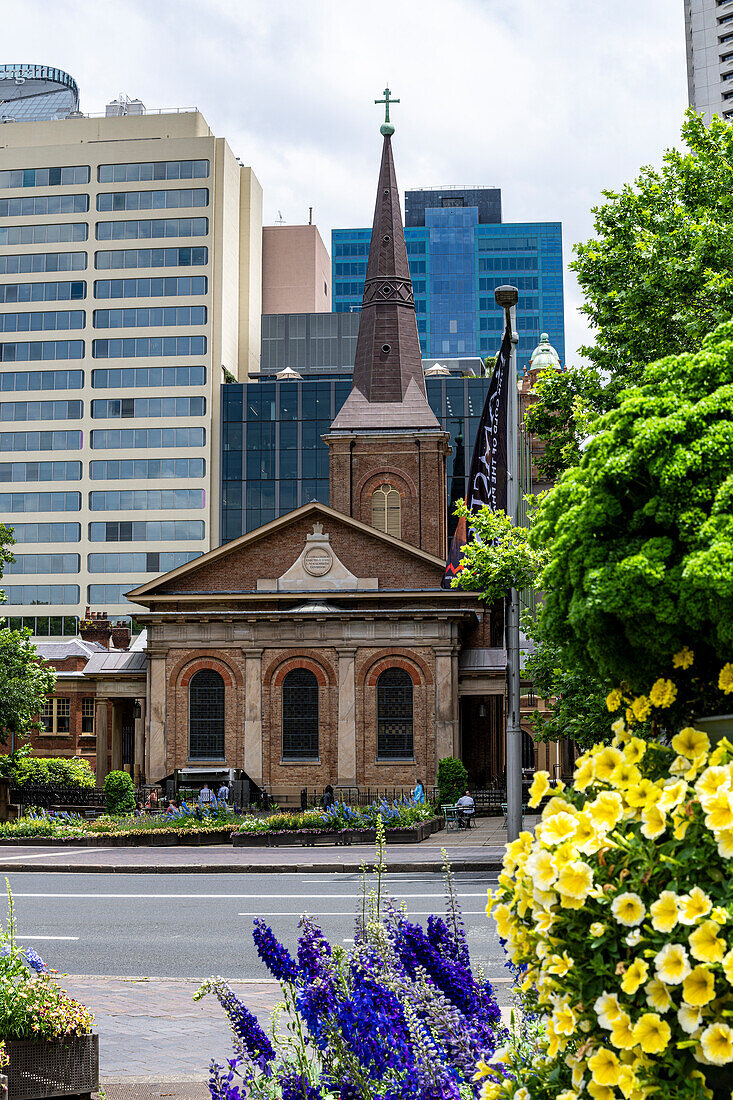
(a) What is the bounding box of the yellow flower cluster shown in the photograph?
[484,720,733,1100]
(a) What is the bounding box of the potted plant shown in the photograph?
[483,660,733,1100]
[0,888,98,1100]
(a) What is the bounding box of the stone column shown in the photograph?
[434,647,459,773]
[110,702,122,772]
[336,648,357,785]
[243,649,263,786]
[95,700,108,786]
[134,698,146,783]
[147,655,167,782]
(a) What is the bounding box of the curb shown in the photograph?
[0,859,503,874]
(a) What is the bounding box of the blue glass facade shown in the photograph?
[332,189,564,368]
[220,376,491,541]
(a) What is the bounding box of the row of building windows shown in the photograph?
[0,311,85,333]
[478,257,540,272]
[0,490,81,511]
[95,246,208,270]
[41,696,96,736]
[10,522,80,543]
[98,160,209,183]
[96,188,209,212]
[94,276,207,299]
[0,429,82,451]
[0,281,86,303]
[0,166,90,189]
[3,584,79,604]
[96,217,208,241]
[89,488,204,510]
[91,366,206,388]
[89,458,205,479]
[89,520,205,541]
[93,306,207,328]
[89,427,205,449]
[0,337,207,361]
[5,553,80,574]
[188,667,414,763]
[0,460,81,482]
[0,224,88,245]
[0,369,83,391]
[0,399,82,421]
[90,396,206,418]
[0,194,89,217]
[88,550,200,573]
[7,616,79,636]
[86,584,138,604]
[0,253,87,274]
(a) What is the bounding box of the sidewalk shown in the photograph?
[0,816,534,874]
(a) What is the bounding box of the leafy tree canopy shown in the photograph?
[532,320,733,693]
[449,501,548,603]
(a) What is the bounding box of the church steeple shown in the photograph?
[330,104,440,431]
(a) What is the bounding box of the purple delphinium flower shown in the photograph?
[208,1056,246,1100]
[23,947,47,973]
[297,915,332,980]
[208,980,275,1072]
[252,919,299,982]
[278,1072,324,1100]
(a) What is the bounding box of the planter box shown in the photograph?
[233,830,353,847]
[6,1035,98,1100]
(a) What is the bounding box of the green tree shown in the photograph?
[0,523,56,750]
[103,770,135,815]
[527,111,733,477]
[531,320,733,696]
[449,501,548,603]
[523,365,603,479]
[437,757,469,806]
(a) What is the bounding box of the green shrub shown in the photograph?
[7,756,95,789]
[103,770,135,815]
[436,757,469,806]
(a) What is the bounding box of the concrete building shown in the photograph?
[0,104,263,635]
[684,0,733,120]
[262,224,331,313]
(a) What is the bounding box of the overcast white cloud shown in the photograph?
[2,0,687,361]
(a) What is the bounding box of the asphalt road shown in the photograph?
[5,870,506,982]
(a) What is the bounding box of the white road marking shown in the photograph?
[8,891,489,900]
[0,848,110,861]
[16,935,79,941]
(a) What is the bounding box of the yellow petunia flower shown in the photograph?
[689,920,725,963]
[704,790,733,833]
[595,746,624,782]
[701,1022,733,1066]
[719,663,733,695]
[672,726,710,760]
[716,829,733,859]
[540,811,579,847]
[632,1013,671,1054]
[574,757,596,791]
[492,903,513,939]
[527,771,550,808]
[610,1012,636,1050]
[677,886,712,926]
[472,1058,492,1081]
[624,737,647,765]
[594,992,623,1030]
[588,1047,621,1087]
[620,958,649,995]
[606,688,623,712]
[589,791,624,832]
[525,848,557,892]
[553,1000,579,1036]
[682,966,715,1006]
[649,678,677,708]
[640,802,666,839]
[654,943,691,985]
[695,766,731,806]
[557,860,594,901]
[574,811,601,855]
[722,947,733,985]
[610,761,642,789]
[590,921,606,937]
[658,779,688,812]
[678,1003,702,1035]
[611,892,646,927]
[587,1085,614,1100]
[644,978,673,1013]
[626,777,658,809]
[649,891,678,933]
[673,647,694,669]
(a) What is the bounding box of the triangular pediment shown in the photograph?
[126,502,446,604]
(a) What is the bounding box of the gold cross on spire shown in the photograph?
[375,85,399,136]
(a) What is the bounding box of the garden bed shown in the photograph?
[0,827,235,848]
[233,818,440,846]
[5,1035,98,1100]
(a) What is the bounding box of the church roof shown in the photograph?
[330,134,440,432]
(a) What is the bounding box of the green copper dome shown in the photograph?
[529,332,561,371]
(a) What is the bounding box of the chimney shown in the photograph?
[111,620,132,651]
[79,609,112,650]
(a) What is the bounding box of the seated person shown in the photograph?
[164,799,179,816]
[456,790,475,827]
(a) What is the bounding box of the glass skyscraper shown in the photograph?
[332,187,564,368]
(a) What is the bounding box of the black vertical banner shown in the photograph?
[441,325,511,589]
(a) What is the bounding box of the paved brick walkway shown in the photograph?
[0,816,535,874]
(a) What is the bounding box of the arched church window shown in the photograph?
[189,668,225,760]
[377,668,414,760]
[282,668,319,760]
[371,483,401,538]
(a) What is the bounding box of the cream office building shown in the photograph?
[0,108,262,634]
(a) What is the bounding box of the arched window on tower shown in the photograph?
[282,668,319,760]
[189,669,225,760]
[377,668,414,760]
[371,483,401,538]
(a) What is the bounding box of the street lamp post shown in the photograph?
[494,285,522,842]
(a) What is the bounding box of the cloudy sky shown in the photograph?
[4,0,688,361]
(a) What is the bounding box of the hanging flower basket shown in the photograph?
[5,1035,98,1100]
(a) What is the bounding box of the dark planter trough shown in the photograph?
[6,1034,98,1100]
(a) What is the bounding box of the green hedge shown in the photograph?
[7,756,95,789]
[437,756,469,806]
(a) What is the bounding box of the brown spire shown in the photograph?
[330,134,441,431]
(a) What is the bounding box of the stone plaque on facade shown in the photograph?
[304,547,333,576]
